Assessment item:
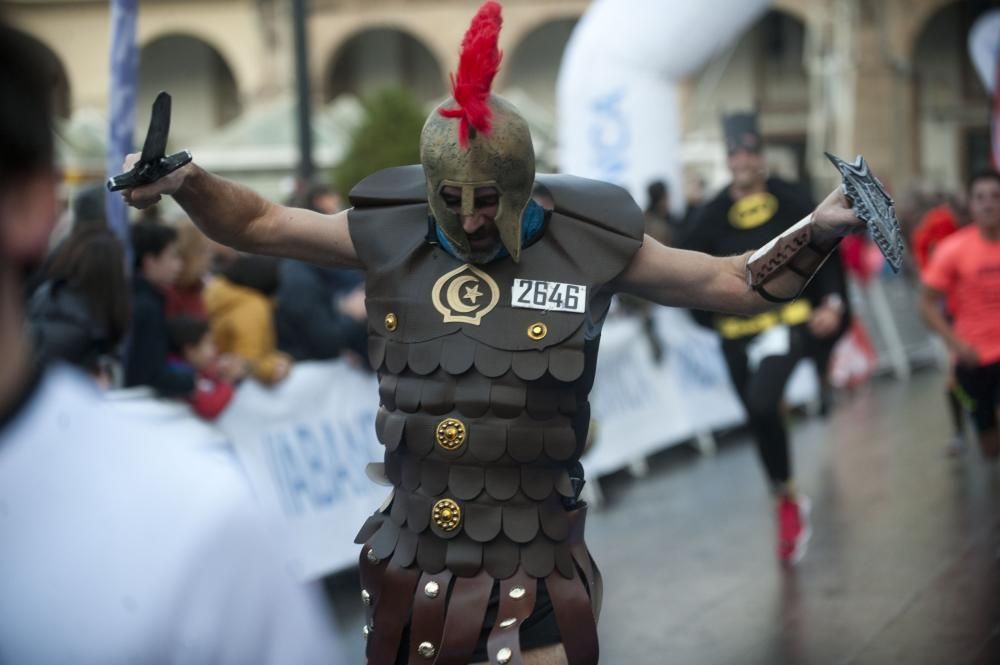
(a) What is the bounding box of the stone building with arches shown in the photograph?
[5,0,994,198]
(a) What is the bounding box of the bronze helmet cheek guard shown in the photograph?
[420,94,535,262]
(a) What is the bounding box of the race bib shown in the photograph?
[511,279,587,313]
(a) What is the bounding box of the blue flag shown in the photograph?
[105,0,138,266]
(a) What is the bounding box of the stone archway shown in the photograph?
[901,0,993,60]
[138,34,242,146]
[502,17,579,112]
[755,10,811,183]
[325,27,445,105]
[683,8,812,186]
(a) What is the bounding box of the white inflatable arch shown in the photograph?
[969,9,999,96]
[556,0,771,211]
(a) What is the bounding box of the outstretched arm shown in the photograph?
[612,187,862,314]
[122,157,363,269]
[612,241,762,315]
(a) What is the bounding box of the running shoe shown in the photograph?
[777,494,811,564]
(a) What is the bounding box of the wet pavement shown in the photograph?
[325,368,1000,664]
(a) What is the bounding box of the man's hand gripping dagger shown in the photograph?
[114,93,363,270]
[107,91,192,204]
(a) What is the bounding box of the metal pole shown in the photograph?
[106,0,139,269]
[292,0,315,185]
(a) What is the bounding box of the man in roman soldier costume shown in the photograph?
[120,4,870,663]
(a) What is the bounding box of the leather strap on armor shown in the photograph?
[368,564,421,665]
[407,570,452,664]
[436,572,494,665]
[547,569,599,665]
[484,573,538,665]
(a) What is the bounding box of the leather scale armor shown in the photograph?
[348,165,644,665]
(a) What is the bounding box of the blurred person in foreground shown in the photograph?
[25,182,108,297]
[275,184,368,364]
[0,23,342,664]
[118,3,867,662]
[912,195,971,454]
[921,169,1000,462]
[679,112,850,564]
[27,225,130,386]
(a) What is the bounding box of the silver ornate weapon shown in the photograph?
[824,152,905,272]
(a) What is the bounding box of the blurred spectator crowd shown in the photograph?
[26,182,368,420]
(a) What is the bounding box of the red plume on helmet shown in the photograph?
[439,1,503,148]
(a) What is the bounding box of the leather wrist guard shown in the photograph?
[745,215,840,303]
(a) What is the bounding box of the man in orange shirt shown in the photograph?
[921,170,1000,460]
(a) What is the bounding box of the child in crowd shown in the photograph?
[166,218,212,319]
[124,220,194,396]
[166,315,236,420]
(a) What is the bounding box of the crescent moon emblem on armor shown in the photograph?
[446,276,480,313]
[431,264,501,325]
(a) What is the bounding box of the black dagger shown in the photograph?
[106,91,193,192]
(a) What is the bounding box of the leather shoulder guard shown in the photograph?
[347,166,430,272]
[536,173,645,244]
[538,173,645,286]
[348,164,426,208]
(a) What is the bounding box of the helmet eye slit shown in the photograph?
[438,187,500,214]
[441,193,462,208]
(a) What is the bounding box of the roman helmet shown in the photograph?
[419,1,536,262]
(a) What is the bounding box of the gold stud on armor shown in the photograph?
[384,312,398,332]
[497,647,513,664]
[417,642,436,658]
[432,498,462,531]
[508,586,526,600]
[424,580,440,598]
[366,548,380,564]
[527,322,548,341]
[435,418,467,451]
[361,589,371,606]
[499,618,517,629]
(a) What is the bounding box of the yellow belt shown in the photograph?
[716,300,812,339]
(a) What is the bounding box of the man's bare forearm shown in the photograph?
[123,155,361,267]
[616,241,771,316]
[172,164,275,252]
[617,187,862,314]
[715,252,778,316]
